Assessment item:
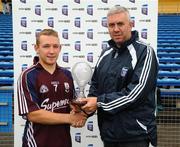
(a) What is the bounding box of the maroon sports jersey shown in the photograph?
[17,63,75,147]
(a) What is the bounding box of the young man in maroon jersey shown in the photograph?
[17,29,87,147]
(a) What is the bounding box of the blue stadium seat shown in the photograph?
[158,39,180,44]
[0,77,13,85]
[0,42,13,46]
[157,52,180,57]
[160,89,180,96]
[0,33,13,35]
[0,69,13,77]
[0,56,13,62]
[0,34,14,38]
[0,89,13,132]
[0,14,13,134]
[158,35,180,39]
[0,62,13,69]
[0,51,13,56]
[0,38,13,42]
[0,46,13,51]
[159,57,180,63]
[158,48,180,52]
[158,71,180,77]
[157,78,180,86]
[159,63,180,69]
[158,43,180,48]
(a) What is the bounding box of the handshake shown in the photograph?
[69,97,97,128]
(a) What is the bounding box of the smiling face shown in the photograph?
[107,12,133,45]
[34,35,61,69]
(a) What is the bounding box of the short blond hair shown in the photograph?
[36,29,59,46]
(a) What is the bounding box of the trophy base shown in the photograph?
[71,99,87,107]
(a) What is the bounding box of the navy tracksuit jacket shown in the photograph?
[88,31,158,146]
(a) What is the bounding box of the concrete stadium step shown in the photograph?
[0,132,14,147]
[157,124,180,147]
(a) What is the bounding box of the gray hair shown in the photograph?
[107,5,131,22]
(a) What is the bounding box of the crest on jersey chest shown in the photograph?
[40,84,49,93]
[64,82,70,93]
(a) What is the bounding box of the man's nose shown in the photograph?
[49,46,55,53]
[113,24,120,31]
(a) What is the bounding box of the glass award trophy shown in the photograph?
[71,62,92,106]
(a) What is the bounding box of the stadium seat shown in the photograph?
[158,48,180,52]
[158,71,180,77]
[0,51,13,56]
[0,62,13,69]
[159,57,180,63]
[158,39,180,44]
[160,89,180,96]
[0,77,13,85]
[159,63,180,69]
[157,52,180,58]
[157,78,180,86]
[0,56,13,62]
[0,38,13,42]
[0,46,13,51]
[0,69,13,77]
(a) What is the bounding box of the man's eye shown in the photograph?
[43,45,50,48]
[108,24,114,28]
[53,45,59,48]
[117,23,123,27]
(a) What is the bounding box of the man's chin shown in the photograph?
[114,38,123,43]
[46,61,56,65]
[115,40,124,45]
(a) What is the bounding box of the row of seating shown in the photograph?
[0,77,13,86]
[0,69,13,77]
[0,42,13,46]
[0,14,13,87]
[158,44,180,48]
[0,46,13,51]
[158,79,180,86]
[158,48,180,52]
[158,52,180,57]
[0,38,13,41]
[158,35,180,39]
[158,71,180,77]
[158,40,180,43]
[0,14,13,133]
[0,51,13,56]
[157,15,180,92]
[159,57,180,63]
[0,62,13,69]
[0,56,13,61]
[159,63,180,69]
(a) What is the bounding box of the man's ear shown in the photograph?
[34,44,39,54]
[129,21,133,28]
